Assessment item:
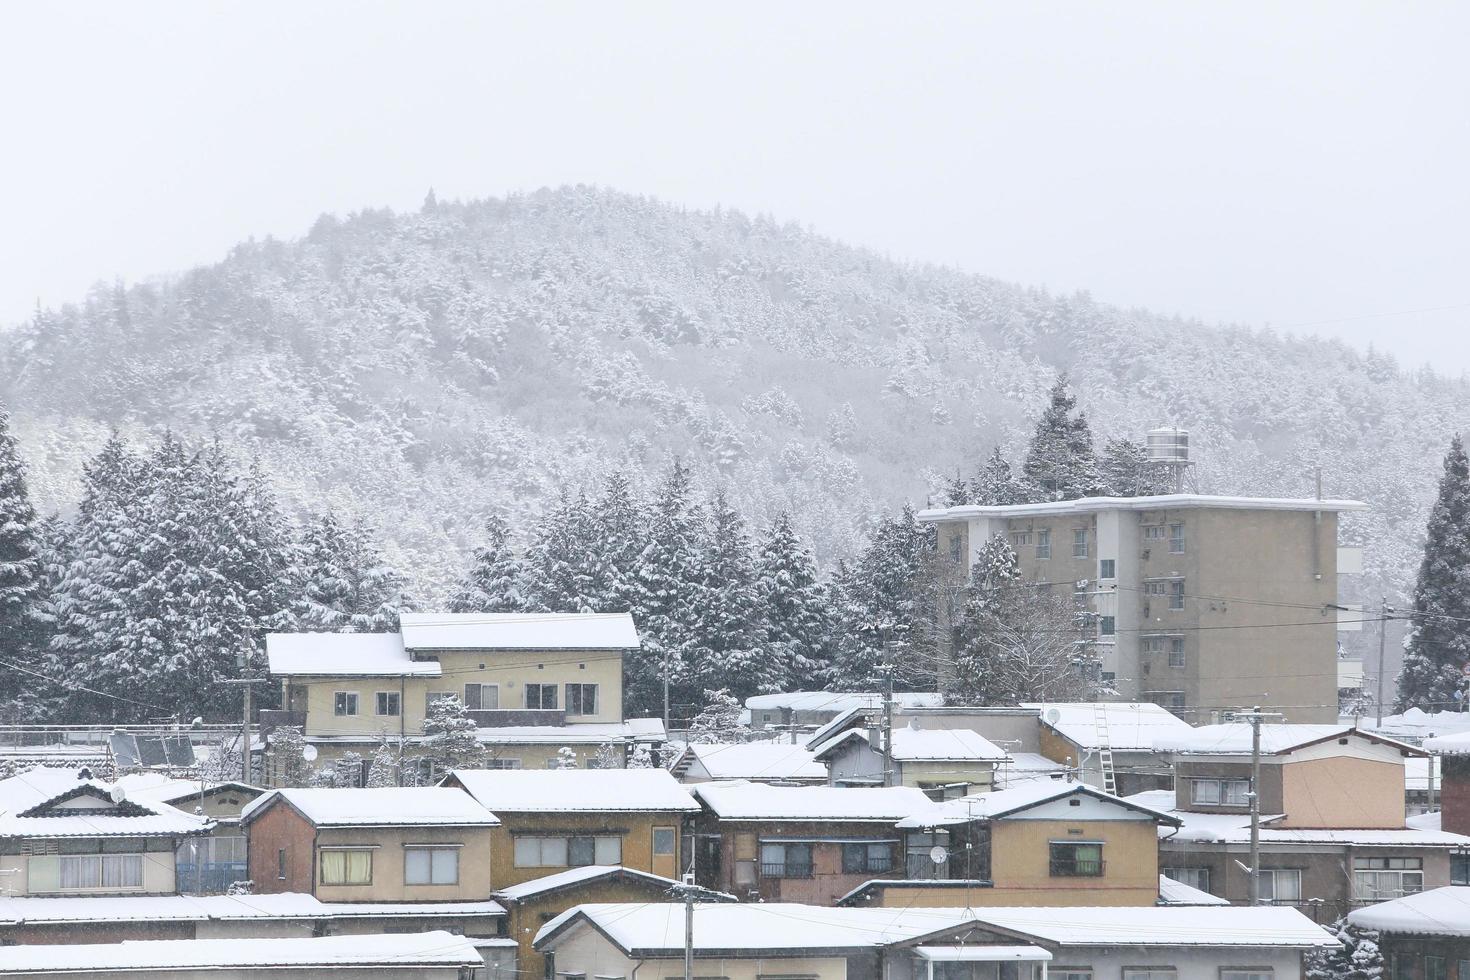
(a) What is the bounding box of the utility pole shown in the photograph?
[683,872,694,980]
[222,676,267,785]
[663,648,671,741]
[1234,705,1282,905]
[1376,597,1394,727]
[880,645,898,788]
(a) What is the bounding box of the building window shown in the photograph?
[653,827,676,856]
[1354,856,1424,901]
[1099,616,1116,637]
[1191,778,1250,806]
[1123,969,1177,980]
[566,684,598,717]
[1168,524,1185,554]
[525,683,559,710]
[1072,529,1089,559]
[841,843,893,874]
[1054,971,1092,980]
[1049,841,1104,877]
[1389,955,1410,980]
[464,684,499,710]
[277,848,286,880]
[58,853,142,891]
[1424,958,1446,980]
[1221,972,1273,980]
[949,536,964,563]
[1168,640,1185,668]
[1144,524,1168,541]
[1036,529,1051,559]
[1011,532,1032,549]
[487,758,522,770]
[404,847,459,885]
[1163,867,1210,892]
[905,831,951,878]
[760,842,813,878]
[1099,559,1116,579]
[1170,580,1185,609]
[1259,868,1302,904]
[514,836,621,868]
[320,849,373,886]
[333,692,359,716]
[375,691,401,717]
[1451,851,1469,885]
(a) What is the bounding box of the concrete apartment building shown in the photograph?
[918,493,1366,723]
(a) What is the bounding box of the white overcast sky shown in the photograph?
[2,2,1467,369]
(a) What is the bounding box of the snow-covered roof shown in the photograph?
[445,769,699,813]
[918,493,1368,522]
[1424,730,1470,756]
[1026,702,1192,752]
[745,692,944,714]
[475,719,667,744]
[673,742,827,782]
[1346,886,1470,937]
[813,726,1008,764]
[898,781,1179,829]
[495,865,683,902]
[1154,723,1421,756]
[241,787,500,827]
[536,903,1338,955]
[0,767,211,839]
[112,773,264,808]
[995,753,1071,788]
[0,931,482,974]
[1126,789,1470,848]
[265,631,438,677]
[399,612,640,650]
[0,892,504,926]
[1362,707,1470,743]
[691,781,933,821]
[1158,875,1231,906]
[313,899,505,917]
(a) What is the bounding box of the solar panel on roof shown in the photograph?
[109,732,198,769]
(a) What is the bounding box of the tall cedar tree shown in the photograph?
[696,490,764,698]
[1397,435,1470,709]
[596,472,644,612]
[296,513,413,632]
[522,491,602,613]
[754,511,828,692]
[1098,438,1170,496]
[973,446,1030,505]
[0,407,49,721]
[448,513,526,612]
[1022,376,1098,500]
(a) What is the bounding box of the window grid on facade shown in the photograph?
[1169,523,1185,554]
[1100,616,1115,637]
[525,683,558,710]
[404,846,459,885]
[566,683,598,716]
[333,692,359,716]
[1048,841,1104,877]
[1163,867,1210,891]
[1353,856,1424,900]
[1259,868,1301,904]
[1191,777,1250,806]
[841,842,893,874]
[1099,559,1116,579]
[320,849,372,885]
[1072,529,1088,559]
[375,691,401,717]
[1036,529,1051,559]
[760,842,813,878]
[464,684,499,711]
[514,835,621,868]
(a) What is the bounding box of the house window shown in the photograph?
[1191,778,1249,806]
[905,831,951,878]
[333,692,359,716]
[1011,532,1032,549]
[653,827,676,857]
[544,756,576,769]
[464,684,499,711]
[1036,529,1051,559]
[1168,524,1185,554]
[320,849,373,885]
[277,848,286,880]
[58,853,142,891]
[1389,956,1411,980]
[514,836,620,868]
[1099,559,1116,579]
[1221,972,1273,980]
[1154,691,1187,712]
[841,843,893,874]
[1145,581,1167,596]
[1170,580,1185,609]
[1168,641,1185,668]
[760,842,813,878]
[1425,959,1446,980]
[1072,529,1089,559]
[1451,851,1469,885]
[1054,971,1092,980]
[1354,856,1424,901]
[566,684,598,717]
[1123,970,1177,980]
[1164,867,1210,891]
[525,683,558,710]
[949,536,964,563]
[1259,868,1302,904]
[375,692,401,717]
[1144,524,1168,541]
[1049,841,1104,877]
[404,847,459,885]
[487,758,523,770]
[1100,616,1116,637]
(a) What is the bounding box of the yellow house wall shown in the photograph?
[898,761,995,792]
[490,812,683,888]
[506,876,679,978]
[1280,756,1405,828]
[312,824,494,903]
[987,818,1160,905]
[0,847,178,897]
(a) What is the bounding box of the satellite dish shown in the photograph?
[1045,708,1061,725]
[302,745,319,762]
[929,845,948,865]
[109,786,127,804]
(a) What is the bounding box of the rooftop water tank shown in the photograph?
[1145,427,1190,462]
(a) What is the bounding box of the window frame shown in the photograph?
[1048,841,1104,877]
[1036,529,1051,560]
[652,827,676,857]
[1099,559,1116,579]
[525,683,559,711]
[375,691,401,717]
[1168,523,1185,554]
[1191,778,1250,807]
[464,683,500,711]
[333,691,359,717]
[404,845,460,886]
[1163,867,1210,892]
[840,842,894,875]
[1258,868,1302,904]
[319,848,374,886]
[1099,616,1116,637]
[759,842,814,879]
[1072,529,1089,559]
[566,683,599,717]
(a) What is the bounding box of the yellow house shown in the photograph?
[841,780,1180,908]
[441,769,700,887]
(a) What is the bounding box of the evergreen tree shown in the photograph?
[553,746,578,769]
[329,751,366,788]
[686,689,750,744]
[753,511,828,692]
[972,447,1030,505]
[1397,435,1470,710]
[627,742,655,769]
[367,740,399,787]
[695,490,764,698]
[449,513,525,612]
[1098,438,1169,496]
[0,407,52,721]
[595,471,645,612]
[1307,919,1382,980]
[592,740,622,770]
[296,513,414,632]
[418,695,485,777]
[266,726,311,788]
[1022,376,1098,500]
[942,472,971,506]
[522,491,602,613]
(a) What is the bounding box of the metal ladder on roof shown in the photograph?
[1093,703,1118,795]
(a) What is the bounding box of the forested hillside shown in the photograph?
[1,186,1461,612]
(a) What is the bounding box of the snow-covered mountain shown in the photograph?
[0,186,1458,605]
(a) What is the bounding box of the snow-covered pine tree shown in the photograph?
[592,740,622,770]
[331,751,366,788]
[686,689,751,744]
[419,695,485,777]
[1397,435,1470,710]
[522,491,602,613]
[1306,919,1382,980]
[596,471,645,612]
[942,472,971,506]
[947,534,1021,704]
[267,726,311,788]
[553,746,578,769]
[834,504,941,689]
[1098,438,1170,496]
[296,513,414,632]
[694,490,764,699]
[627,742,655,769]
[0,406,52,721]
[1022,376,1099,500]
[754,511,828,692]
[448,513,525,613]
[972,447,1030,505]
[367,739,400,787]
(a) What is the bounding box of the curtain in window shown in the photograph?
[322,850,371,884]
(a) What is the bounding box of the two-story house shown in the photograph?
[689,781,933,904]
[266,612,662,775]
[0,767,211,903]
[440,769,700,885]
[114,773,267,894]
[1138,724,1470,918]
[840,780,1181,907]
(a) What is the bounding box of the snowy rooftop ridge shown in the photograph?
[264,632,437,677]
[494,865,689,902]
[443,769,699,813]
[812,726,1008,763]
[399,612,639,650]
[918,493,1368,521]
[1346,886,1470,937]
[1153,723,1422,756]
[745,692,944,713]
[691,780,933,821]
[1424,730,1470,755]
[1026,702,1193,751]
[241,787,500,827]
[672,742,828,782]
[897,781,1179,829]
[0,767,211,839]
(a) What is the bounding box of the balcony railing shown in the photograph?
[761,863,813,879]
[1050,859,1106,877]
